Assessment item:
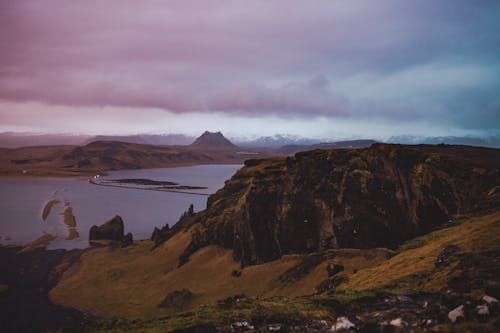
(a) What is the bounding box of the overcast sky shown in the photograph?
[0,0,499,139]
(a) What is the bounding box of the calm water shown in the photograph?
[0,164,241,249]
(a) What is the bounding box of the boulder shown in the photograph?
[89,215,124,241]
[448,305,464,323]
[389,318,408,327]
[122,232,133,247]
[476,304,489,316]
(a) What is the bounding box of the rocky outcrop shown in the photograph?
[89,215,124,241]
[158,289,193,309]
[151,204,196,250]
[121,232,133,247]
[176,144,500,267]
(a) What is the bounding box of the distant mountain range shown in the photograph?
[1,131,498,151]
[0,132,195,148]
[0,132,259,177]
[0,131,377,177]
[388,135,500,148]
[234,134,321,148]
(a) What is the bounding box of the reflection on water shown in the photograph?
[0,164,241,249]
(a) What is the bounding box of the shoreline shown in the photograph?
[0,162,243,179]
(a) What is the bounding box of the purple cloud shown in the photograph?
[0,0,499,131]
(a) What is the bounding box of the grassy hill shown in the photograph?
[49,211,500,332]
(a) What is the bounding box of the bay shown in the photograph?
[0,164,241,249]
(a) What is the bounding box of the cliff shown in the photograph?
[176,144,500,266]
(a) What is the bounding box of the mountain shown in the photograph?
[83,134,194,146]
[171,143,500,267]
[0,139,263,177]
[190,131,238,149]
[235,134,321,148]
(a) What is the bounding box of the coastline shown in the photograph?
[0,161,244,179]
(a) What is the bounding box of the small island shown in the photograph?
[89,177,209,194]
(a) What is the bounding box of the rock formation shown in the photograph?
[152,204,196,249]
[121,232,133,247]
[174,144,499,266]
[89,215,124,241]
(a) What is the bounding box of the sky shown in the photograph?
[0,0,499,140]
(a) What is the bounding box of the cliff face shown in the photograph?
[178,144,500,266]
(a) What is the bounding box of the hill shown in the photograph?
[48,211,500,331]
[190,131,238,150]
[0,132,194,148]
[0,136,256,177]
[173,144,500,266]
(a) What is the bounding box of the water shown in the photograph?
[0,164,241,249]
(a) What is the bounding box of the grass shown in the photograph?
[17,233,57,254]
[51,295,331,333]
[338,211,500,293]
[49,230,390,319]
[46,211,500,332]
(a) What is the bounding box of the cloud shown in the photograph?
[206,75,350,117]
[0,0,499,132]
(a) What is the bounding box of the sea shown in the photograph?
[0,164,241,249]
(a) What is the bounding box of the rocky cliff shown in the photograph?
[174,144,499,267]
